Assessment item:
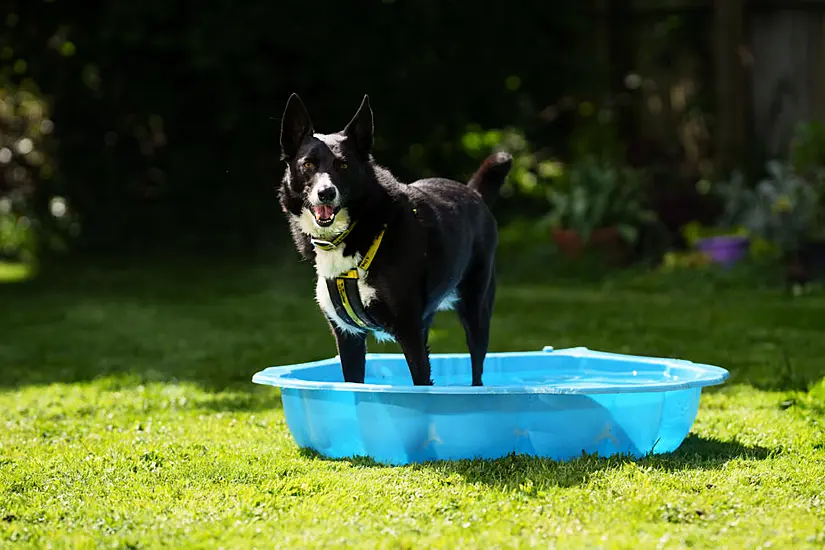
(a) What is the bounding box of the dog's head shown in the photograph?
[278,93,375,237]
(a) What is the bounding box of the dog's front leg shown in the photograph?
[332,325,368,383]
[395,323,433,386]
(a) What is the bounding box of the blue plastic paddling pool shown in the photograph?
[251,346,729,465]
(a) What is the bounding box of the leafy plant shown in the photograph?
[460,126,562,200]
[713,170,756,232]
[713,161,822,256]
[790,120,825,188]
[659,249,712,271]
[789,120,825,238]
[0,81,78,264]
[545,156,656,244]
[679,170,761,255]
[749,161,822,253]
[0,83,51,263]
[679,221,749,249]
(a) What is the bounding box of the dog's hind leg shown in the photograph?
[330,322,368,383]
[456,263,496,386]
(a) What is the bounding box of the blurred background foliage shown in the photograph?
[0,0,589,259]
[2,0,825,288]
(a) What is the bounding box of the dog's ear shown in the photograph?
[280,93,314,161]
[344,94,373,157]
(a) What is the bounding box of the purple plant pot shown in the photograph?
[695,236,750,267]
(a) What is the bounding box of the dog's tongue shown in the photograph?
[313,205,334,220]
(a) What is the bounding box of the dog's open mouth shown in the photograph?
[312,205,338,227]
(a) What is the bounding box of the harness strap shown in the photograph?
[336,224,387,279]
[326,278,381,330]
[315,224,387,331]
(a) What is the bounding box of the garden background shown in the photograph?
[3,1,825,548]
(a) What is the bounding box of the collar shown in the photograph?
[310,220,388,277]
[310,220,358,251]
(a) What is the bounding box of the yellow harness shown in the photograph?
[311,222,387,331]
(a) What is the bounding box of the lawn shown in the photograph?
[1,258,825,549]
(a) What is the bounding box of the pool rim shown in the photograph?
[251,346,730,396]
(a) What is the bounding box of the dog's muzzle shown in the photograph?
[308,175,341,227]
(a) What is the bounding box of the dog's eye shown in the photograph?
[341,162,348,169]
[302,161,314,170]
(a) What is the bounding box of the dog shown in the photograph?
[277,93,512,386]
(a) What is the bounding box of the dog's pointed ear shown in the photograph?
[280,93,314,160]
[344,94,373,157]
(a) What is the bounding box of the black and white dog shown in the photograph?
[278,93,512,386]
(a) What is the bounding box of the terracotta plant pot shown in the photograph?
[551,226,630,265]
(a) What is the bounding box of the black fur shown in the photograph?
[278,93,512,386]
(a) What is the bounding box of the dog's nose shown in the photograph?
[317,185,337,203]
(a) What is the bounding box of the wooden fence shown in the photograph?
[589,0,825,173]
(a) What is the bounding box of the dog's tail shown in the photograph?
[467,151,513,206]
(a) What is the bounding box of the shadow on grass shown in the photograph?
[297,433,774,490]
[0,258,331,394]
[4,257,825,397]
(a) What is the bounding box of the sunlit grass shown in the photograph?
[1,260,825,548]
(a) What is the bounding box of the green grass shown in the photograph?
[2,258,825,548]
